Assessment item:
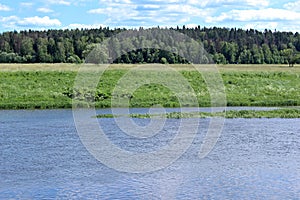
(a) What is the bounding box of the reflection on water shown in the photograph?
[0,109,299,199]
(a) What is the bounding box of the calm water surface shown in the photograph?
[0,109,299,199]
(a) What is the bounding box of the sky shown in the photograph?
[0,0,300,32]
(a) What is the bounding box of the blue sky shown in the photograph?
[0,0,299,32]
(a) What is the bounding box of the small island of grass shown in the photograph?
[96,108,300,119]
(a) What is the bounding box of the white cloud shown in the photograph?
[0,15,62,30]
[244,0,269,7]
[87,0,271,27]
[0,16,19,22]
[206,8,300,23]
[47,0,71,6]
[243,21,300,33]
[188,0,269,8]
[0,16,19,28]
[89,6,138,15]
[64,23,106,29]
[88,4,139,22]
[0,16,19,29]
[89,0,214,26]
[88,8,108,14]
[99,0,132,4]
[73,0,94,6]
[185,24,201,28]
[1,16,61,28]
[20,2,34,7]
[244,22,278,31]
[0,3,11,11]
[17,16,61,27]
[163,5,212,17]
[142,4,161,9]
[37,7,54,13]
[284,0,300,11]
[280,21,300,33]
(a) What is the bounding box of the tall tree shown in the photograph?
[281,48,295,67]
[36,38,52,62]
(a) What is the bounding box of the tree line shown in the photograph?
[0,26,300,65]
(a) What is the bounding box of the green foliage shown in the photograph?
[0,52,26,63]
[20,37,35,57]
[0,27,300,64]
[67,55,82,63]
[281,48,295,67]
[36,38,52,63]
[160,57,168,64]
[290,54,300,67]
[213,53,227,64]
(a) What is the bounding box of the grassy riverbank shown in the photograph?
[1,64,300,109]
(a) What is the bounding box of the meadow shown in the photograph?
[1,64,300,110]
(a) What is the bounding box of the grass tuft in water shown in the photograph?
[96,108,300,119]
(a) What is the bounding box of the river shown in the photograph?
[0,109,299,199]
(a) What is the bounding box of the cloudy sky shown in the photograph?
[0,0,299,32]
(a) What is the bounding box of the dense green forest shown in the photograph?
[1,26,300,65]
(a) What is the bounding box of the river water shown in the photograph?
[0,109,299,199]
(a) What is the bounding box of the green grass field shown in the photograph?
[1,64,300,109]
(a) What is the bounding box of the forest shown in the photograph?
[1,26,300,65]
